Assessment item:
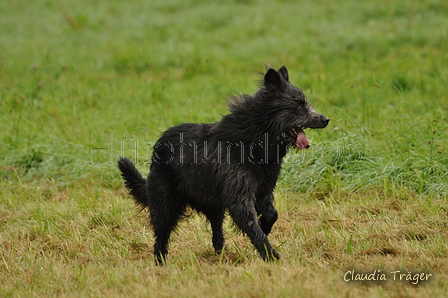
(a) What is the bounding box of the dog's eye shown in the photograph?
[297,106,302,110]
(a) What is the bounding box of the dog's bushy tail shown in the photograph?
[118,157,149,208]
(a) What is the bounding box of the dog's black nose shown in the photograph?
[322,116,330,126]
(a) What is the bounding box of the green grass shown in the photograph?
[1,0,447,297]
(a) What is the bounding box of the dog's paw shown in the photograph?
[262,248,280,262]
[270,249,281,261]
[154,253,167,266]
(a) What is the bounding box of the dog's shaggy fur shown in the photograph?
[118,66,329,264]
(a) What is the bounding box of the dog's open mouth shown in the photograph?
[289,127,310,149]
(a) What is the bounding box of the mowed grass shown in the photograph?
[1,0,447,297]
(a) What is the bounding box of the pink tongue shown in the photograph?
[296,131,310,149]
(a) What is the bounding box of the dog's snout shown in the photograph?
[307,114,330,129]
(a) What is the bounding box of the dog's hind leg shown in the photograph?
[150,197,186,265]
[255,193,278,235]
[202,208,225,254]
[228,200,280,261]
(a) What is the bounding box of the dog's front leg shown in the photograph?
[256,193,278,235]
[228,200,280,261]
[202,208,225,254]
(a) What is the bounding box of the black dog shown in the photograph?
[118,66,329,264]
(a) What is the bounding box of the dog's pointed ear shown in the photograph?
[264,68,283,92]
[278,66,289,82]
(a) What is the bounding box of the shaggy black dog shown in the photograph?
[118,66,329,264]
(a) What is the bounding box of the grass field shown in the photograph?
[1,0,448,297]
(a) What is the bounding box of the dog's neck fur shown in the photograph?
[213,94,290,166]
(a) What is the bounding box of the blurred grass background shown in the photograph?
[1,0,447,194]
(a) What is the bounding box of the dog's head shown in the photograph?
[263,66,330,149]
